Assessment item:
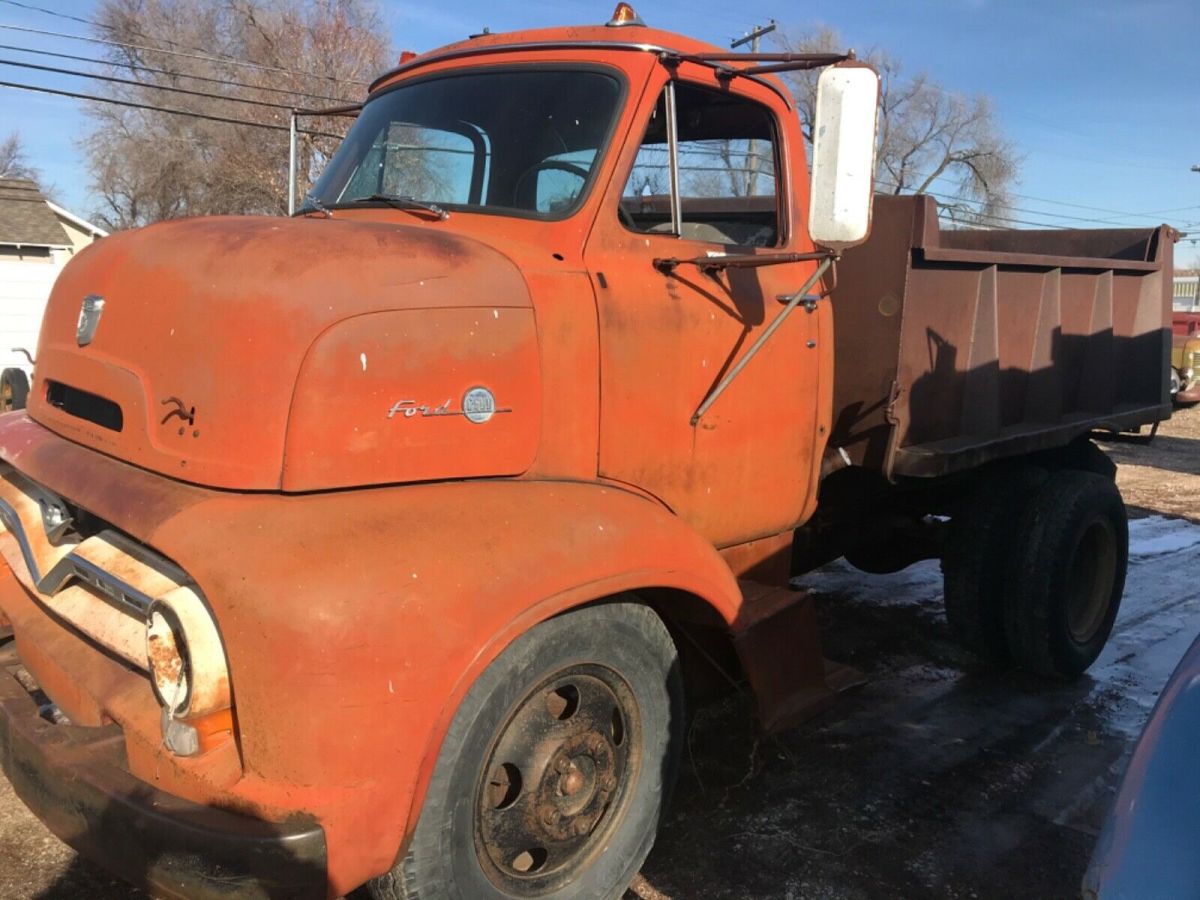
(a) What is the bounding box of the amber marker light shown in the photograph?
[607,3,645,26]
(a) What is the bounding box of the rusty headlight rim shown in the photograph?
[146,600,193,716]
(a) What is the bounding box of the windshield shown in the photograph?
[310,68,624,219]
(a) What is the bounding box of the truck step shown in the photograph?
[733,581,865,733]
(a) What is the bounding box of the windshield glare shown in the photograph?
[311,68,623,219]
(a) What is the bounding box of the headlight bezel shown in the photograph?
[146,601,194,716]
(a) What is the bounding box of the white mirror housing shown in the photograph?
[808,61,881,251]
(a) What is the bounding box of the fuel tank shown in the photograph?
[28,215,540,491]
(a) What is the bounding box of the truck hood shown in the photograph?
[28,216,541,490]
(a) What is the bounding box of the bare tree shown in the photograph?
[84,0,391,229]
[0,131,39,180]
[776,27,1019,225]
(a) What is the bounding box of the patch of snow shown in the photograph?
[1128,515,1200,559]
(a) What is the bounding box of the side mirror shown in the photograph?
[808,61,881,251]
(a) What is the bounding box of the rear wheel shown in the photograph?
[941,466,1048,664]
[1004,471,1127,678]
[369,600,683,900]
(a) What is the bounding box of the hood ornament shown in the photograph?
[76,294,105,346]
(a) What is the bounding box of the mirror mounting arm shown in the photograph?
[653,249,832,274]
[690,253,838,426]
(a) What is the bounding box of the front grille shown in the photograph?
[46,381,123,432]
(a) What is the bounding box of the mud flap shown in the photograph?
[733,582,865,733]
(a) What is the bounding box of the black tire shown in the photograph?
[0,368,29,411]
[369,600,683,900]
[941,466,1049,664]
[1004,471,1128,678]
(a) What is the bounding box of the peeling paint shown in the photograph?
[360,352,367,372]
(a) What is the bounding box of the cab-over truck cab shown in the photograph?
[0,11,882,898]
[0,6,1171,900]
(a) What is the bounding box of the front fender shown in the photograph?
[155,478,740,892]
[0,415,742,895]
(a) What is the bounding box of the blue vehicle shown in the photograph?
[1084,634,1200,898]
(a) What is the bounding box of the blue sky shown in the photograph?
[2,0,1198,266]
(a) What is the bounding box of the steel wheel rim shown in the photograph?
[1066,518,1117,644]
[473,663,641,893]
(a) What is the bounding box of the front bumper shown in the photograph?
[0,641,327,900]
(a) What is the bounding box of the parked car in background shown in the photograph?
[1170,312,1200,404]
[1084,633,1200,898]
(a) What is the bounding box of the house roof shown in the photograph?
[0,178,70,247]
[46,200,108,239]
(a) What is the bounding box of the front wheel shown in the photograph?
[369,600,683,900]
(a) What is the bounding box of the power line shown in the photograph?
[878,180,1074,230]
[0,77,345,138]
[0,42,359,104]
[0,22,369,86]
[881,162,1191,229]
[0,0,89,28]
[0,0,363,85]
[0,55,299,111]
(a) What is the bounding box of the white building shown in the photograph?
[1175,274,1199,311]
[0,178,107,399]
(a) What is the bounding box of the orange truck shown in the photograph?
[0,7,1176,899]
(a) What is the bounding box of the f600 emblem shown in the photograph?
[77,294,105,346]
[462,387,496,424]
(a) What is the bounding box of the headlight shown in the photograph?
[144,586,231,756]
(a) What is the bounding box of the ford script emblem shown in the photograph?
[386,386,510,423]
[76,294,105,346]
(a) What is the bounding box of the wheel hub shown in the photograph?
[536,733,616,838]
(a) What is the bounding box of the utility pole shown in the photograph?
[731,22,776,196]
[731,20,776,51]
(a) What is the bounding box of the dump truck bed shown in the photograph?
[828,195,1174,480]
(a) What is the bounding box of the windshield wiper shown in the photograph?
[296,193,332,218]
[348,193,450,221]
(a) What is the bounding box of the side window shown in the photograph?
[340,122,484,205]
[620,83,780,247]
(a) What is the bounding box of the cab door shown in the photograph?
[583,66,829,547]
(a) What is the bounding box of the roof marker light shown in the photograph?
[399,50,418,63]
[607,3,645,27]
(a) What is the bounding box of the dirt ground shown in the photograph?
[1098,402,1200,522]
[2,407,1199,900]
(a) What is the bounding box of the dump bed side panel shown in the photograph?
[829,195,1173,480]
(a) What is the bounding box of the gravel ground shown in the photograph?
[2,406,1199,899]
